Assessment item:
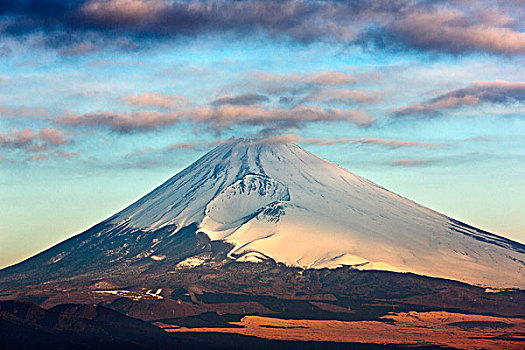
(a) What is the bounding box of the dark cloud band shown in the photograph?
[394,81,525,117]
[1,0,523,55]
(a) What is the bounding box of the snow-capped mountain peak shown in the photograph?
[107,138,525,289]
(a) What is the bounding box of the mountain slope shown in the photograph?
[2,138,524,289]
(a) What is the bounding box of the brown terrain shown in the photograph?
[159,311,525,350]
[1,224,524,349]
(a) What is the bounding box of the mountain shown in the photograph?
[1,138,524,292]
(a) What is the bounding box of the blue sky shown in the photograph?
[1,0,524,268]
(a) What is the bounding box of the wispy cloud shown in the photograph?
[56,104,376,133]
[250,70,361,95]
[389,158,435,167]
[303,137,442,148]
[22,150,79,163]
[0,106,49,118]
[166,140,224,151]
[13,61,40,68]
[88,59,145,67]
[121,92,190,109]
[55,150,79,158]
[186,105,375,131]
[0,127,70,150]
[57,110,182,133]
[465,136,495,142]
[250,133,442,149]
[302,88,382,106]
[394,81,525,116]
[25,154,49,162]
[231,70,384,109]
[211,94,269,106]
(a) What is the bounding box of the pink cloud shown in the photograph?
[55,150,79,158]
[122,92,190,109]
[57,104,375,133]
[387,7,525,55]
[0,129,37,147]
[57,110,182,133]
[254,134,302,145]
[390,158,432,167]
[394,80,525,116]
[38,127,70,146]
[166,141,211,151]
[242,134,441,148]
[465,136,495,142]
[0,106,49,118]
[0,127,70,150]
[250,70,359,94]
[80,0,166,26]
[303,88,381,105]
[25,154,49,162]
[299,137,441,148]
[185,104,375,131]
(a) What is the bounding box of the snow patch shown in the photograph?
[146,288,163,299]
[151,255,166,261]
[176,256,207,268]
[48,252,67,264]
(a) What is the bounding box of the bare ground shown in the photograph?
[158,311,525,350]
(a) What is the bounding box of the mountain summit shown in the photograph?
[2,138,524,289]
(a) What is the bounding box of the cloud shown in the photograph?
[251,71,360,95]
[465,136,495,142]
[254,134,494,149]
[25,154,49,162]
[0,45,12,57]
[119,138,228,168]
[245,134,441,149]
[254,134,302,145]
[121,92,190,109]
[0,106,49,118]
[302,137,441,148]
[0,127,70,150]
[184,104,375,131]
[55,150,79,158]
[38,127,70,146]
[389,158,434,167]
[394,80,525,116]
[302,88,381,106]
[257,71,359,86]
[56,110,182,133]
[211,94,269,106]
[88,59,145,67]
[0,128,77,162]
[0,129,36,148]
[238,71,383,109]
[80,0,167,26]
[14,61,40,68]
[58,40,102,56]
[166,141,214,151]
[57,104,376,133]
[1,1,523,55]
[131,139,226,157]
[372,7,525,55]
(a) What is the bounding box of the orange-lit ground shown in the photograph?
[157,311,525,350]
